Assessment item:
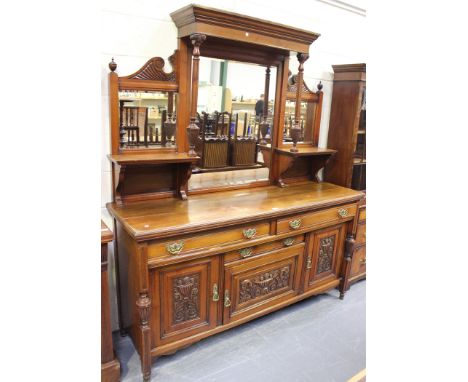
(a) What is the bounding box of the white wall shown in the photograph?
[101,0,366,330]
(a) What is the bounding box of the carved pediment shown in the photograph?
[287,71,313,94]
[123,53,176,82]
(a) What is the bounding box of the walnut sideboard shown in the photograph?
[107,181,364,381]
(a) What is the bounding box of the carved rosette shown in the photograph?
[317,235,335,274]
[173,274,200,324]
[136,293,151,327]
[239,266,290,304]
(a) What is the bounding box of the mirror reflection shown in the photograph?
[119,90,177,149]
[284,99,317,143]
[189,58,276,188]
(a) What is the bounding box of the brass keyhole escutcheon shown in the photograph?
[213,284,219,302]
[224,290,231,307]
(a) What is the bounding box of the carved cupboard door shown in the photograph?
[304,224,345,291]
[223,244,304,324]
[150,256,220,347]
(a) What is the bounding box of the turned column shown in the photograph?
[339,233,356,299]
[290,53,309,152]
[259,66,271,145]
[187,33,206,156]
[136,293,152,381]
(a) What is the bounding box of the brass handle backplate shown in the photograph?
[289,219,302,230]
[337,208,349,218]
[306,255,312,269]
[224,290,231,307]
[240,247,253,258]
[213,284,219,302]
[166,241,184,255]
[243,228,257,239]
[283,237,295,247]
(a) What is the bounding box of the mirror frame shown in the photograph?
[283,72,323,147]
[108,51,179,154]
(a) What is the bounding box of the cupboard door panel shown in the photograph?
[223,244,304,324]
[304,224,345,291]
[151,256,219,347]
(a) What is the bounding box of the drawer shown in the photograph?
[224,234,305,263]
[148,222,271,259]
[356,221,366,245]
[277,203,357,234]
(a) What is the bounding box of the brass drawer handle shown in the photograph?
[338,208,349,218]
[224,290,231,307]
[283,237,295,247]
[243,228,257,239]
[240,247,253,258]
[166,241,184,255]
[306,255,312,269]
[360,258,366,264]
[289,219,302,230]
[213,283,219,302]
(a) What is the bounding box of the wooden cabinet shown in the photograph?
[151,256,220,347]
[223,244,304,324]
[304,224,346,291]
[325,63,366,190]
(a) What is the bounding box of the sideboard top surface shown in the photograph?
[107,182,364,241]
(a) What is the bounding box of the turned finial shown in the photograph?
[317,81,323,92]
[109,57,117,72]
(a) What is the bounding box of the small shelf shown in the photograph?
[274,146,337,157]
[108,152,199,166]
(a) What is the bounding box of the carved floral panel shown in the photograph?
[317,235,335,274]
[239,265,291,304]
[173,274,200,324]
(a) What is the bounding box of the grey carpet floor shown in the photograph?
[115,280,366,382]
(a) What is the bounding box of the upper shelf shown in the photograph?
[108,152,199,166]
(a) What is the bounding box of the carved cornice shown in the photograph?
[171,4,320,51]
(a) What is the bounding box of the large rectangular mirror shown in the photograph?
[189,57,277,190]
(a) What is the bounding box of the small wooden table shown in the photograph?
[101,220,120,382]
